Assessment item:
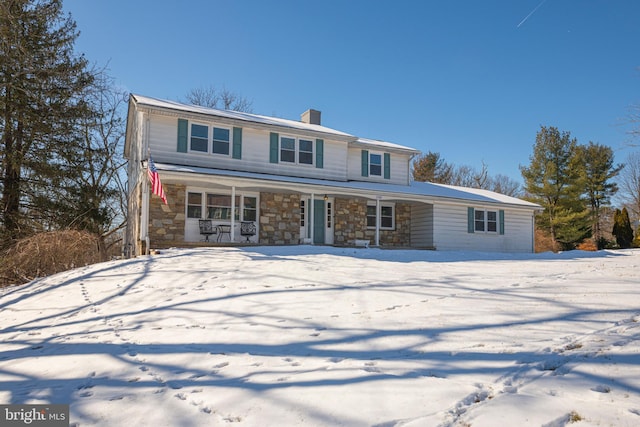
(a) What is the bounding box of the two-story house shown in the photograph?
[124,94,541,256]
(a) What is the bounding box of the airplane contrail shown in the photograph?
[517,0,548,28]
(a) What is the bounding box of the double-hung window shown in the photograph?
[367,202,395,230]
[190,124,208,152]
[212,127,230,155]
[189,123,231,155]
[369,153,382,176]
[299,139,313,165]
[280,136,313,165]
[473,209,498,233]
[280,137,296,163]
[188,191,257,222]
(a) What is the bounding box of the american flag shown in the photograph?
[147,157,167,204]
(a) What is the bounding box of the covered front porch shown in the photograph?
[143,168,435,250]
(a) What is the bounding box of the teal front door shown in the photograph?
[313,200,325,244]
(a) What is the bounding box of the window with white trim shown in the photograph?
[366,202,395,230]
[187,191,257,222]
[212,127,230,155]
[189,123,231,155]
[475,209,498,233]
[280,136,313,165]
[190,124,208,152]
[369,153,382,176]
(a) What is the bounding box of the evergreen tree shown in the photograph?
[0,0,95,245]
[576,142,622,248]
[612,207,633,248]
[521,126,590,250]
[412,151,453,183]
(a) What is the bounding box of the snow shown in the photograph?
[1,246,639,426]
[132,94,354,138]
[157,163,539,209]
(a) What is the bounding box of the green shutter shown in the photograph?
[177,118,188,153]
[467,207,475,233]
[232,127,242,159]
[315,139,324,168]
[269,132,279,163]
[499,209,505,235]
[383,153,391,179]
[361,150,369,177]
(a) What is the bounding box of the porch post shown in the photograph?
[310,193,315,245]
[231,186,236,241]
[375,197,381,247]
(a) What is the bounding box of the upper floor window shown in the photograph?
[279,136,313,165]
[361,150,390,179]
[369,153,382,176]
[190,124,208,152]
[212,127,230,155]
[189,123,231,155]
[299,139,313,164]
[280,137,296,163]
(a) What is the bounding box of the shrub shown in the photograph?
[576,239,597,251]
[0,230,102,287]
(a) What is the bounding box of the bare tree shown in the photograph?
[618,151,640,225]
[184,85,253,112]
[489,174,522,197]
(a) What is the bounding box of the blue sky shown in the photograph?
[63,0,640,183]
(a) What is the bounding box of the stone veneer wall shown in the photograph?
[259,192,301,245]
[334,197,367,245]
[148,183,186,248]
[363,202,411,247]
[334,198,411,247]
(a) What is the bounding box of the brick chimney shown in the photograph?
[301,109,321,125]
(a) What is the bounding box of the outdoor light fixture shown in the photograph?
[323,194,328,201]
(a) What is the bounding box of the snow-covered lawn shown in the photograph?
[1,246,639,426]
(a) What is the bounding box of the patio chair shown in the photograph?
[199,219,216,242]
[240,221,257,242]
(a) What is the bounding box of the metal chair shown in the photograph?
[240,221,257,242]
[199,219,216,242]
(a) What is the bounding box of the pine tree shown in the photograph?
[412,151,453,183]
[521,126,591,250]
[576,142,622,248]
[0,0,96,244]
[612,207,633,248]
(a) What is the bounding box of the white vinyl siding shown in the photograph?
[410,203,434,248]
[347,147,411,185]
[146,115,348,181]
[433,204,534,253]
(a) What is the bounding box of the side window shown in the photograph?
[487,211,497,232]
[475,210,485,232]
[190,124,208,152]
